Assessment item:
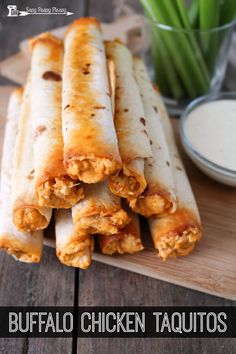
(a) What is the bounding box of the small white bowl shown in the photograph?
[180,92,236,187]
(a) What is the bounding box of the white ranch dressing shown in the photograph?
[185,100,236,171]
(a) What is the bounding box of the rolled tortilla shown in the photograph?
[11,79,52,232]
[106,40,152,198]
[107,59,116,114]
[129,58,177,217]
[99,207,143,255]
[148,88,202,260]
[55,209,93,269]
[0,88,43,263]
[30,33,84,209]
[62,18,122,183]
[72,180,130,235]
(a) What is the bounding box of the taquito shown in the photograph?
[55,209,93,269]
[107,59,116,114]
[148,89,202,260]
[11,80,52,232]
[99,207,143,255]
[72,181,130,235]
[30,33,84,208]
[0,88,43,263]
[62,18,122,183]
[129,58,177,217]
[106,40,152,198]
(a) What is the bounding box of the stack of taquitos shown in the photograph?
[0,17,202,268]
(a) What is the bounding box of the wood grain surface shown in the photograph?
[0,1,236,354]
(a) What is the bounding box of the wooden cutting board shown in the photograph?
[0,86,236,300]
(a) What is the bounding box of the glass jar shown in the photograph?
[146,18,236,115]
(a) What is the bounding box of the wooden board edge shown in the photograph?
[43,240,236,301]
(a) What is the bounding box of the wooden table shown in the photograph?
[0,1,235,353]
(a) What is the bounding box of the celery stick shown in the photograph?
[144,7,171,95]
[220,0,236,24]
[152,28,184,99]
[199,0,220,29]
[142,5,184,99]
[162,0,210,93]
[152,0,209,95]
[176,0,210,86]
[199,0,219,53]
[199,0,220,74]
[140,0,198,97]
[176,0,193,28]
[188,0,199,28]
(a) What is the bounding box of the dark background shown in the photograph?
[0,1,235,353]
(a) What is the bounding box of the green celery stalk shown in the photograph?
[176,0,193,28]
[199,0,220,29]
[199,0,220,74]
[140,0,198,98]
[188,0,199,28]
[142,5,184,99]
[162,0,210,93]
[220,0,236,24]
[176,0,210,86]
[152,28,184,99]
[147,0,211,96]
